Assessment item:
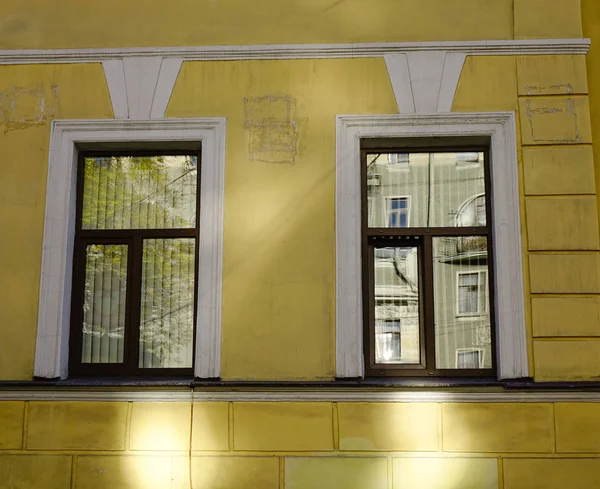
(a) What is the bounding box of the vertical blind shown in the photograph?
[82,155,197,230]
[139,238,195,368]
[78,155,198,369]
[81,244,128,364]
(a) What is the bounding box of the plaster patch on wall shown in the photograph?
[524,83,573,96]
[525,98,579,143]
[244,96,299,164]
[0,85,58,131]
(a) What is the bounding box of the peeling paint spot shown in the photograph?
[244,95,299,164]
[524,83,573,96]
[0,85,58,131]
[525,98,579,144]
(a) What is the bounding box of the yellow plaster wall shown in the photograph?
[0,0,514,50]
[514,0,583,39]
[454,51,600,381]
[1,399,600,488]
[0,2,596,383]
[583,0,600,251]
[0,64,113,381]
[2,54,599,381]
[167,58,397,380]
[516,50,600,380]
[0,0,589,51]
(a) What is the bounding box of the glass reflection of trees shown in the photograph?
[79,155,197,369]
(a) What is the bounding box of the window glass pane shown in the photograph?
[81,244,127,364]
[366,152,486,228]
[458,272,479,314]
[457,350,481,369]
[139,238,195,368]
[432,236,492,369]
[386,197,409,228]
[374,246,420,364]
[82,155,198,230]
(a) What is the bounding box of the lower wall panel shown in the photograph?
[1,400,599,488]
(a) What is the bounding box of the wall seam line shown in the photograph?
[189,399,194,489]
[125,401,133,452]
[70,455,77,489]
[21,401,29,450]
[279,456,285,489]
[228,401,234,451]
[332,402,339,451]
[552,402,558,454]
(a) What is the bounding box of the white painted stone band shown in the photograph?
[0,38,590,65]
[0,389,599,403]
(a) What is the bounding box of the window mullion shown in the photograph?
[68,240,87,374]
[422,234,436,372]
[126,235,144,374]
[363,243,376,371]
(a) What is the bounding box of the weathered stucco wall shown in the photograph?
[167,58,397,380]
[0,0,588,49]
[1,58,599,380]
[1,53,597,381]
[0,64,113,380]
[0,0,599,487]
[1,400,600,488]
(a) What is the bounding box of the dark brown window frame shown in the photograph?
[68,148,201,378]
[361,140,497,378]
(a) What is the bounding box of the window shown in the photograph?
[457,271,487,316]
[386,197,409,228]
[387,153,409,168]
[457,194,486,227]
[69,150,200,377]
[362,144,495,377]
[456,348,484,369]
[336,114,527,380]
[35,118,225,380]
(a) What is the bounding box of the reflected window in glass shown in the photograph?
[362,144,495,377]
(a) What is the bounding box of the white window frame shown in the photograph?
[456,348,485,369]
[35,118,226,379]
[456,270,488,317]
[336,113,528,380]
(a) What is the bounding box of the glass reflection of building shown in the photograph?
[367,152,492,370]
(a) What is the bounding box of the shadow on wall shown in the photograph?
[221,101,336,379]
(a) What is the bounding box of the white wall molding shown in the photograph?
[0,39,589,65]
[385,52,467,114]
[102,57,183,119]
[437,52,467,113]
[384,54,415,114]
[336,113,527,380]
[407,52,446,113]
[150,58,184,119]
[101,60,128,119]
[0,389,598,403]
[35,118,226,379]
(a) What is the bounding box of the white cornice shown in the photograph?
[0,389,599,403]
[0,39,590,65]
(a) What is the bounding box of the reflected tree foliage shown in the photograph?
[80,155,197,368]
